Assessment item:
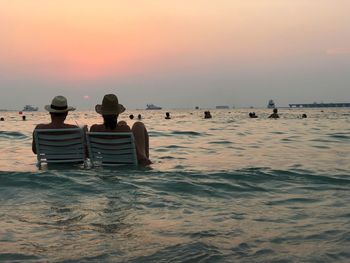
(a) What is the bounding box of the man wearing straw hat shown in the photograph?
[90,94,151,165]
[32,95,78,154]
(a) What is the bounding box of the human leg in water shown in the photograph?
[132,121,151,165]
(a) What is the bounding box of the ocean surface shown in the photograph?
[0,108,349,262]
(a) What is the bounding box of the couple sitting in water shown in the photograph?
[32,94,151,166]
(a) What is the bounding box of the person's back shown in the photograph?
[90,94,151,165]
[90,119,131,133]
[204,111,212,119]
[250,112,258,118]
[165,112,171,119]
[268,108,279,119]
[32,96,78,154]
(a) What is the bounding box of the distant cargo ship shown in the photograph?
[22,105,39,111]
[289,102,350,108]
[146,104,162,110]
[216,105,229,109]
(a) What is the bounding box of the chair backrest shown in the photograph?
[86,132,138,166]
[34,128,86,167]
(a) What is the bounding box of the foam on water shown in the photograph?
[0,108,349,262]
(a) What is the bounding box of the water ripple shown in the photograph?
[0,131,27,140]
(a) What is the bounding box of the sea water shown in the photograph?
[0,108,349,262]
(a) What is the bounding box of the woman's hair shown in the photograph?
[50,112,68,118]
[103,114,118,130]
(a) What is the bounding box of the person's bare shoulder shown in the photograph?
[90,124,103,132]
[34,123,49,130]
[65,124,79,128]
[117,122,131,132]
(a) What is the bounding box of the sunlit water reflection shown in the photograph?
[0,108,349,262]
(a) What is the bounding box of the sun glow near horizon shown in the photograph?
[1,0,350,82]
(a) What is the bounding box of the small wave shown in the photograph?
[310,138,335,143]
[165,145,188,149]
[312,145,330,149]
[266,197,320,206]
[154,148,170,152]
[0,171,102,194]
[150,130,209,137]
[54,214,86,226]
[149,131,172,137]
[0,131,27,140]
[90,222,128,233]
[270,131,286,135]
[281,138,295,142]
[0,253,40,261]
[130,242,222,263]
[158,156,186,160]
[208,140,233,144]
[253,248,274,256]
[231,242,254,257]
[171,131,206,136]
[328,133,350,140]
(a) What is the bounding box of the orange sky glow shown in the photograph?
[1,0,350,82]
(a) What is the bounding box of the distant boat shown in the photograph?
[267,100,276,109]
[216,105,229,109]
[146,104,162,110]
[22,105,39,111]
[289,102,350,108]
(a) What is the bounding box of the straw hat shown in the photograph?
[95,94,126,115]
[44,96,75,113]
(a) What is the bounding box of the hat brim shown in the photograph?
[44,105,76,113]
[95,104,126,115]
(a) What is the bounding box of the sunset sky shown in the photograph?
[1,0,349,109]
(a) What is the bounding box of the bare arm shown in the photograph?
[32,130,37,154]
[32,125,42,154]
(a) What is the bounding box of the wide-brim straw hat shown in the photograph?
[44,95,76,113]
[95,94,126,115]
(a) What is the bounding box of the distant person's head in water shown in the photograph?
[268,108,279,119]
[95,94,126,130]
[129,114,134,120]
[204,111,212,119]
[0,117,4,121]
[249,112,258,118]
[302,114,307,118]
[165,112,171,119]
[138,114,142,120]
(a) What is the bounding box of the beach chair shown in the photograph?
[86,132,138,167]
[34,128,86,168]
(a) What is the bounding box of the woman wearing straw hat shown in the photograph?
[90,94,151,165]
[32,95,78,154]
